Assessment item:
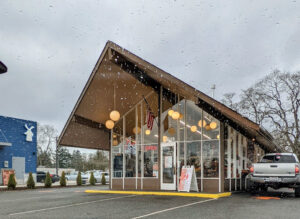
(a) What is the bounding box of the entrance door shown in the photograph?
[12,157,25,185]
[161,142,176,190]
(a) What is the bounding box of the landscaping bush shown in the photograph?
[76,172,82,186]
[101,173,106,185]
[27,172,35,189]
[44,172,52,188]
[7,173,17,190]
[60,171,66,187]
[89,172,96,185]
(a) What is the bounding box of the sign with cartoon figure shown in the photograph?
[24,124,34,142]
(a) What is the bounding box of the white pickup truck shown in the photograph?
[248,153,300,197]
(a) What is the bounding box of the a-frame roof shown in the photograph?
[58,41,278,152]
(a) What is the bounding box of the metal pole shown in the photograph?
[56,137,59,175]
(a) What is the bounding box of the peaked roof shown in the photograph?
[59,41,278,152]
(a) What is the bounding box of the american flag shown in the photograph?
[146,110,155,130]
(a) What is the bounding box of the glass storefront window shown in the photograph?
[203,111,220,140]
[203,140,219,178]
[142,92,159,177]
[112,118,123,178]
[125,110,136,177]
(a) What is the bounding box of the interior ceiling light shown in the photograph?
[105,120,114,129]
[168,127,175,135]
[168,109,174,117]
[133,127,141,134]
[163,136,168,142]
[112,139,118,146]
[210,122,217,129]
[179,113,183,120]
[205,125,211,131]
[145,129,151,135]
[217,134,220,139]
[109,84,120,121]
[190,125,197,132]
[198,120,207,128]
[172,111,180,120]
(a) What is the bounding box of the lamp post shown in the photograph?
[0,61,7,74]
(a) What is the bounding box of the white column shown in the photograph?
[227,126,232,191]
[123,116,125,190]
[141,102,144,190]
[233,129,237,191]
[135,106,138,190]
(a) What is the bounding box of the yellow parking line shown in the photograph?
[85,190,231,199]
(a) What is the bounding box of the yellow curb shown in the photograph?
[85,190,231,199]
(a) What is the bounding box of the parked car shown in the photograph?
[92,171,109,183]
[66,172,88,184]
[36,171,60,183]
[247,153,300,197]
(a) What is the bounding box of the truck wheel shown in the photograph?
[295,187,300,197]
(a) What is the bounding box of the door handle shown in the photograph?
[270,165,278,168]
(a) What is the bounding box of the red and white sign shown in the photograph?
[178,166,199,192]
[146,110,155,130]
[2,169,15,186]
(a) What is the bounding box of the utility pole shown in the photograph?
[211,84,216,98]
[56,137,59,175]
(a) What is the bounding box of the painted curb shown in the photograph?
[85,190,231,199]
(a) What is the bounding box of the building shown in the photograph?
[0,116,37,184]
[59,41,278,193]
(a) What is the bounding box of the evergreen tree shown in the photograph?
[76,172,82,186]
[7,173,17,190]
[89,172,96,185]
[60,171,66,187]
[101,173,106,185]
[27,172,35,189]
[44,172,52,188]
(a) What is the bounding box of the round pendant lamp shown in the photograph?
[112,139,119,146]
[172,111,180,120]
[217,134,220,139]
[109,84,120,121]
[205,125,211,131]
[133,127,141,134]
[168,127,175,135]
[145,129,151,135]
[105,120,114,129]
[168,109,174,117]
[179,113,183,120]
[209,121,217,129]
[198,120,207,128]
[190,125,197,132]
[163,136,168,142]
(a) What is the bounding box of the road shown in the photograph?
[0,186,299,218]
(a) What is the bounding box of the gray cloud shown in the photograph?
[0,0,299,133]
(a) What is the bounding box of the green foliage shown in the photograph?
[89,172,96,185]
[7,173,17,190]
[60,171,66,187]
[76,172,82,186]
[101,173,106,185]
[44,172,52,188]
[27,172,35,189]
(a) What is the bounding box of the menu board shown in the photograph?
[178,166,199,192]
[2,169,15,186]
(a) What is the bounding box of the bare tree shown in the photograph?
[221,92,239,112]
[255,70,300,155]
[37,123,58,167]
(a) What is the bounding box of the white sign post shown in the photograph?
[178,166,199,192]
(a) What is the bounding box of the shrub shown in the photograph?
[60,171,66,187]
[44,172,52,188]
[7,173,17,190]
[27,172,35,189]
[101,173,106,185]
[89,172,96,185]
[76,172,82,186]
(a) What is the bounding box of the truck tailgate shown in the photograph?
[253,163,296,177]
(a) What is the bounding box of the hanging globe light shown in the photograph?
[112,139,119,146]
[179,113,184,120]
[210,121,217,129]
[217,134,220,139]
[172,111,180,120]
[145,129,151,135]
[105,120,114,129]
[190,125,197,132]
[163,136,168,142]
[110,110,120,121]
[198,120,207,128]
[133,127,141,134]
[168,127,175,135]
[205,125,211,131]
[168,109,174,117]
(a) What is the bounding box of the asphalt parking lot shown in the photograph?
[0,186,300,218]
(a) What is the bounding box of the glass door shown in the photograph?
[161,142,176,190]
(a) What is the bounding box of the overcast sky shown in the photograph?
[0,0,300,137]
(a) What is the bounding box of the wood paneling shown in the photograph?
[112,179,123,190]
[143,178,160,191]
[203,179,219,193]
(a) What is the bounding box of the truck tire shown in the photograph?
[295,187,300,197]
